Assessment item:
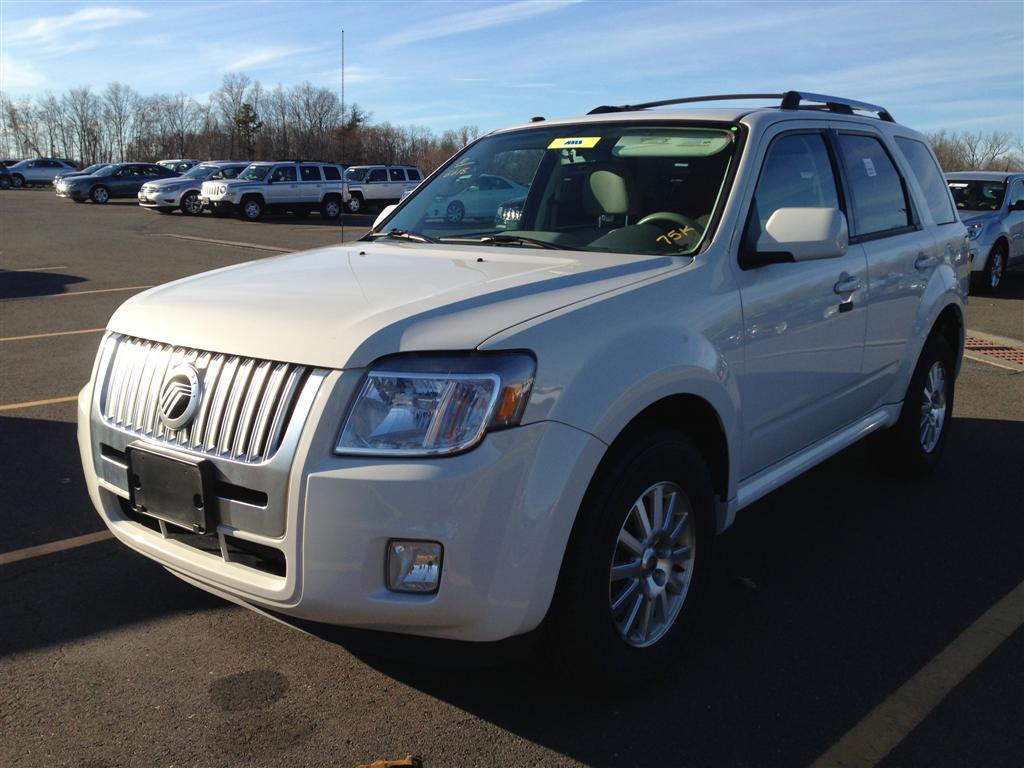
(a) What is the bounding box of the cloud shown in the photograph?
[222,46,316,73]
[7,6,146,50]
[0,54,49,91]
[380,0,583,47]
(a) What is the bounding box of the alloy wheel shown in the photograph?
[608,481,695,648]
[919,361,947,453]
[990,251,1004,289]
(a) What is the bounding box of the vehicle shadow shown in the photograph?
[994,270,1024,299]
[0,268,87,299]
[332,415,1024,766]
[0,416,221,659]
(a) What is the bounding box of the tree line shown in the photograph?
[0,73,481,173]
[1,74,1021,173]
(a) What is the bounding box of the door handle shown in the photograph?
[834,275,862,294]
[915,254,939,270]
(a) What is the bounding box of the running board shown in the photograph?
[721,405,901,529]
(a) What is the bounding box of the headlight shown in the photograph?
[336,352,535,456]
[966,222,985,240]
[162,184,182,193]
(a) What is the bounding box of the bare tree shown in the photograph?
[102,82,137,162]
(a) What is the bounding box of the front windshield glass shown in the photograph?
[380,123,739,254]
[184,164,215,179]
[238,165,270,181]
[948,179,1006,211]
[81,164,106,174]
[345,167,368,181]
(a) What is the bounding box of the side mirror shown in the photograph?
[745,207,849,268]
[373,204,398,228]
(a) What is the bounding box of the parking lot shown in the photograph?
[1,189,1022,767]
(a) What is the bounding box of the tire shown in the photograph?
[346,194,363,214]
[11,174,24,189]
[180,191,203,216]
[551,430,714,688]
[972,243,1007,295]
[239,196,263,221]
[321,196,342,220]
[90,186,109,204]
[871,333,955,478]
[445,200,465,224]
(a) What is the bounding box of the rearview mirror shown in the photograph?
[373,204,398,229]
[744,207,849,268]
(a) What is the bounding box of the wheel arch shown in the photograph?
[931,301,965,377]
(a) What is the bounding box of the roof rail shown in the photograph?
[587,91,895,122]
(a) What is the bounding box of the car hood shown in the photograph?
[108,242,683,369]
[142,176,196,189]
[960,211,1001,225]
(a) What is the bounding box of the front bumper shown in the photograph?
[78,365,605,642]
[201,198,238,212]
[139,189,184,209]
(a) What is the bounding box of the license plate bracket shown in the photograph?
[126,444,216,534]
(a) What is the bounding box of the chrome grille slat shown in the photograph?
[100,335,310,464]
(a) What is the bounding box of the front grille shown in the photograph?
[101,335,310,463]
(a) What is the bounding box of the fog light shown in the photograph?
[387,540,443,593]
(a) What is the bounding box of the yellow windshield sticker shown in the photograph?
[656,226,696,246]
[547,137,601,150]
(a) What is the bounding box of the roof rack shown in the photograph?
[587,91,895,122]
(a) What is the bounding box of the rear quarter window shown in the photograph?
[895,137,956,225]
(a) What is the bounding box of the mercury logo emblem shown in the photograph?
[158,364,202,430]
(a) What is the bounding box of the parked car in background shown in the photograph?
[0,165,11,190]
[79,91,968,685]
[426,172,529,224]
[343,164,423,213]
[157,159,200,174]
[7,157,78,188]
[54,163,113,188]
[139,161,251,215]
[200,161,345,220]
[946,171,1024,294]
[57,163,179,203]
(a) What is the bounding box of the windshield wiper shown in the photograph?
[441,234,567,250]
[366,229,439,244]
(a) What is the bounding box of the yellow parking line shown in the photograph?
[813,579,1024,767]
[0,531,114,566]
[0,395,78,412]
[0,327,105,342]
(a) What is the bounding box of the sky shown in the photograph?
[1,0,1021,137]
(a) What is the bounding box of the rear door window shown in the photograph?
[389,168,406,181]
[836,134,912,237]
[300,165,322,182]
[895,137,956,224]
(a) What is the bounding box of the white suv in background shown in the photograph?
[201,161,346,220]
[79,92,968,685]
[343,164,423,213]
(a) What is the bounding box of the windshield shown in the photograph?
[183,164,216,179]
[345,167,368,181]
[238,165,270,181]
[80,164,106,174]
[948,179,1006,211]
[379,123,739,255]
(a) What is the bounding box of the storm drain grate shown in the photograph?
[965,336,1024,365]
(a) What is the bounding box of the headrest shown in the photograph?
[587,170,629,215]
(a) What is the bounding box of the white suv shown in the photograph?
[201,161,346,220]
[78,92,968,683]
[343,164,423,213]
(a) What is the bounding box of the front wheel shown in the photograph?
[871,333,955,478]
[346,194,363,214]
[91,186,109,204]
[11,174,24,189]
[239,196,263,221]
[445,200,465,224]
[180,191,203,216]
[973,244,1007,295]
[552,431,713,687]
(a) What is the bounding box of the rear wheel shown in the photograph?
[871,333,955,478]
[552,431,713,688]
[180,191,203,216]
[240,196,263,221]
[90,186,109,204]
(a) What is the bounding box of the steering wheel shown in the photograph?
[636,211,700,229]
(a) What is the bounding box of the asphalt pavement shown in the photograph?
[1,189,1022,768]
